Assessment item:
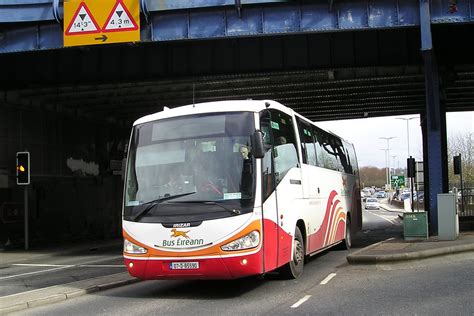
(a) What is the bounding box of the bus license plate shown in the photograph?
[169,262,199,270]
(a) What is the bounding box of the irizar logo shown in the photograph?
[162,228,204,247]
[173,223,191,228]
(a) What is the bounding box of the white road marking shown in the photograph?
[3,261,125,280]
[0,266,73,280]
[291,295,312,308]
[12,263,124,268]
[78,264,124,268]
[320,273,337,285]
[12,264,69,267]
[365,210,398,225]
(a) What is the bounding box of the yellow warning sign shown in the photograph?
[64,0,140,47]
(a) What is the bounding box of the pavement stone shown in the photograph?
[347,232,474,264]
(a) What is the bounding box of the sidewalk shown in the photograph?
[0,238,122,267]
[0,272,138,314]
[347,232,474,264]
[0,239,139,315]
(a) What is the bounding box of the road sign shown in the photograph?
[391,175,405,188]
[65,2,100,35]
[0,202,23,224]
[103,1,139,32]
[64,0,140,47]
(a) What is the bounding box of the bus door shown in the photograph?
[260,112,279,272]
[296,118,321,252]
[269,110,302,267]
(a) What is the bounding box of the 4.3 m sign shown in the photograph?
[64,0,140,47]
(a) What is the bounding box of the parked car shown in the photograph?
[365,198,380,210]
[376,191,386,198]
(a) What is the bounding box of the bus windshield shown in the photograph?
[123,112,256,222]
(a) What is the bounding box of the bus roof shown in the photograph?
[132,100,353,147]
[133,100,291,126]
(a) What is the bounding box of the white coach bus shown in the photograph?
[122,100,361,279]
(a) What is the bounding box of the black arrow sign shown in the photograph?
[94,34,108,42]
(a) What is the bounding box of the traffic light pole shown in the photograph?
[24,186,29,250]
[16,151,30,250]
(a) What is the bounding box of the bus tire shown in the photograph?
[339,217,352,250]
[280,227,304,279]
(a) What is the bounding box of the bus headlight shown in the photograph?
[124,239,148,254]
[221,231,260,251]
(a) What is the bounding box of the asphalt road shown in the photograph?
[6,206,473,315]
[13,231,474,315]
[0,208,404,315]
[0,199,399,299]
[0,247,125,297]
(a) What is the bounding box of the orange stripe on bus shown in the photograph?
[123,219,262,258]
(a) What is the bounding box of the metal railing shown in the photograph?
[458,187,474,217]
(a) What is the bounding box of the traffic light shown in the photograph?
[16,152,30,185]
[407,156,415,178]
[453,155,462,175]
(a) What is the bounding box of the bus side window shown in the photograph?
[344,141,359,176]
[313,128,328,169]
[296,117,317,166]
[270,110,299,184]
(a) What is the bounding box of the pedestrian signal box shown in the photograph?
[16,152,30,185]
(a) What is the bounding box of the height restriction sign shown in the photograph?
[64,0,140,47]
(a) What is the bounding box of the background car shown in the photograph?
[413,192,424,202]
[376,191,386,198]
[365,198,380,210]
[399,192,412,201]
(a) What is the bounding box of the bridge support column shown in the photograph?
[419,0,448,235]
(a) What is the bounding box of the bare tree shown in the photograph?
[360,166,386,188]
[447,132,474,188]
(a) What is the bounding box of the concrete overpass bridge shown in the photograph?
[0,0,473,244]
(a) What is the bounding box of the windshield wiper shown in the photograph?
[131,192,196,222]
[169,200,241,216]
[204,201,241,215]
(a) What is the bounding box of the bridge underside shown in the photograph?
[1,25,473,125]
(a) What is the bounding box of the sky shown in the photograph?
[316,112,474,169]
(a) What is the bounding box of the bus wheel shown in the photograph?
[339,217,352,250]
[280,227,304,279]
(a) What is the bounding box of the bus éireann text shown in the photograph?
[123,100,361,279]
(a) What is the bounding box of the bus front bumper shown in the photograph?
[124,251,263,280]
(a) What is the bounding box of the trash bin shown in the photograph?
[437,193,459,241]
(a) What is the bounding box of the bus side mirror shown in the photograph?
[251,130,265,159]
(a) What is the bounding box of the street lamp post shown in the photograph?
[396,117,417,188]
[380,137,396,190]
[380,148,389,188]
[391,155,397,175]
